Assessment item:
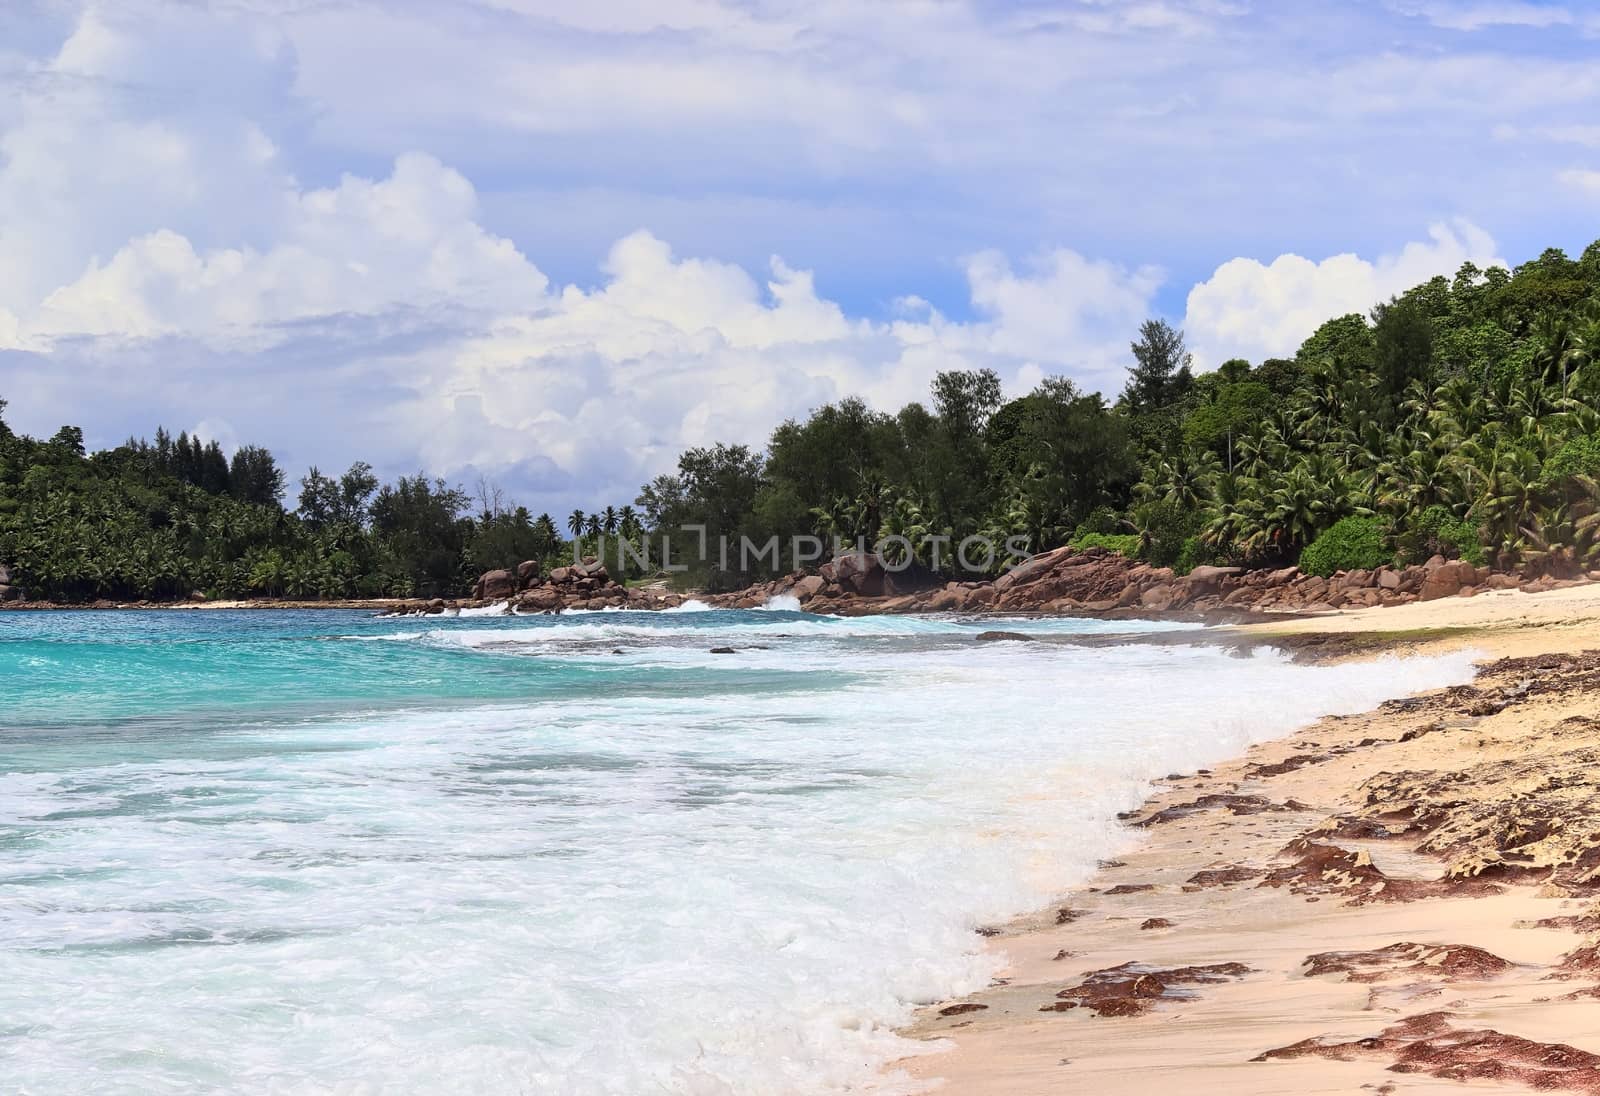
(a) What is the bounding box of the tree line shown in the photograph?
[623,238,1600,588]
[0,418,567,600]
[3,237,1599,602]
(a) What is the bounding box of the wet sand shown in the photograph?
[895,584,1600,1095]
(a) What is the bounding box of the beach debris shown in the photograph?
[1055,907,1086,925]
[1139,918,1174,930]
[1129,793,1309,827]
[1245,753,1327,778]
[1522,904,1600,933]
[1183,865,1265,890]
[1356,741,1600,890]
[1313,815,1405,840]
[1301,942,1514,984]
[1551,939,1600,980]
[1258,838,1501,904]
[1253,1011,1600,1093]
[1104,883,1156,895]
[1040,961,1251,1017]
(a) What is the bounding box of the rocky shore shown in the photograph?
[6,544,1593,618]
[423,544,1592,619]
[697,544,1585,618]
[893,586,1600,1095]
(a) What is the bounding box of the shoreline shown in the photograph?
[892,584,1600,1094]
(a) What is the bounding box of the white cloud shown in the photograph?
[190,418,239,457]
[6,1,1595,513]
[1183,221,1504,367]
[28,154,549,344]
[960,249,1164,389]
[1393,1,1573,31]
[0,4,1175,507]
[1558,168,1600,195]
[1539,125,1600,147]
[0,7,302,320]
[0,18,1164,505]
[398,234,1164,498]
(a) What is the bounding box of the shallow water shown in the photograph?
[0,607,1476,1093]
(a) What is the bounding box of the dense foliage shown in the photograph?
[0,412,566,600]
[4,238,1600,602]
[1298,516,1390,578]
[631,239,1600,586]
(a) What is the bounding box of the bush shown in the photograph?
[1541,435,1600,490]
[1299,516,1390,578]
[1398,505,1486,567]
[1070,532,1141,557]
[1133,498,1201,569]
[1073,507,1122,538]
[1174,535,1215,576]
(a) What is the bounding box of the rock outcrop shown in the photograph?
[472,569,518,601]
[0,563,19,603]
[694,544,1555,620]
[384,546,1585,621]
[691,545,1569,619]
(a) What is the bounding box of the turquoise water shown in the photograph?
[0,606,1476,1093]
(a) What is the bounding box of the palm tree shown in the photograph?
[1531,311,1576,397]
[246,548,287,597]
[584,513,602,539]
[1475,446,1545,557]
[535,512,560,555]
[618,505,640,537]
[1559,300,1600,397]
[602,506,619,536]
[567,509,586,540]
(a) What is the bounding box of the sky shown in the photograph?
[1,0,1597,513]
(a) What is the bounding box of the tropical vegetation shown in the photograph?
[4,237,1599,601]
[632,238,1600,588]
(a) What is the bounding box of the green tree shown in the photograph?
[230,445,285,507]
[1121,319,1193,415]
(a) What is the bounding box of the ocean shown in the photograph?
[0,605,1476,1093]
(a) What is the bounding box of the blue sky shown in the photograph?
[1,0,1597,511]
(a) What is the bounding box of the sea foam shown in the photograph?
[0,609,1478,1094]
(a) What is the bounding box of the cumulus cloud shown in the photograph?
[961,249,1163,389]
[1183,222,1505,368]
[0,8,302,319]
[393,235,1168,504]
[9,218,1164,509]
[0,7,1190,510]
[0,9,1169,508]
[5,1,1587,515]
[27,154,549,345]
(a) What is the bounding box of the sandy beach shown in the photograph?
[895,584,1600,1094]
